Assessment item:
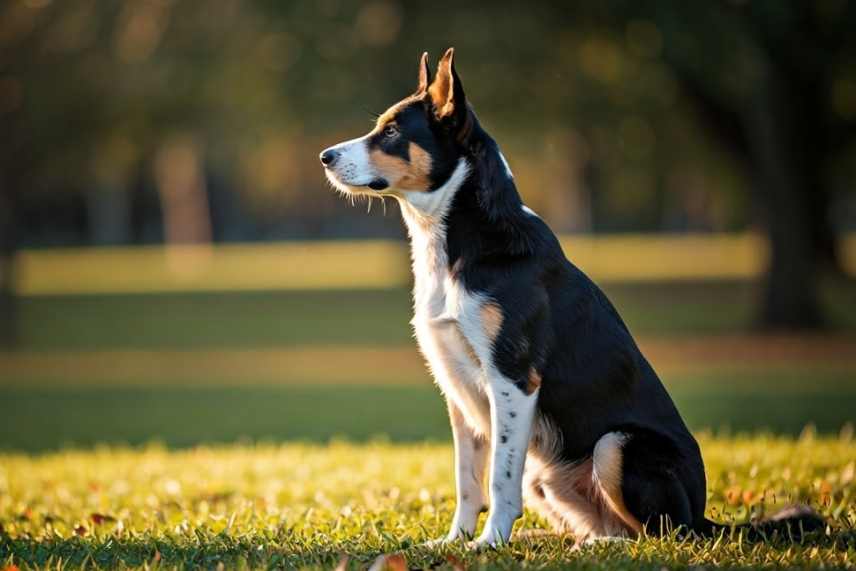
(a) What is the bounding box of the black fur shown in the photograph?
[400,96,821,539]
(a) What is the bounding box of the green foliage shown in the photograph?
[1,437,855,569]
[3,0,804,231]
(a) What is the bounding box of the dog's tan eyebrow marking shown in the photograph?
[375,96,419,127]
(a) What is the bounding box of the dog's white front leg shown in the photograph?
[474,376,538,548]
[443,402,488,541]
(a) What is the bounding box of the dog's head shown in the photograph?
[320,48,473,199]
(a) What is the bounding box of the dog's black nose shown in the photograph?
[319,149,339,166]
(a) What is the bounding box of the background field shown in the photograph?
[2,278,855,451]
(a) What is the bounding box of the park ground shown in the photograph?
[1,279,856,568]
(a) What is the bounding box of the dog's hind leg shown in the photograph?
[534,458,607,542]
[593,431,698,537]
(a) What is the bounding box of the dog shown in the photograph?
[320,48,823,548]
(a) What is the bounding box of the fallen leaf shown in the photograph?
[446,555,466,571]
[334,554,349,571]
[725,485,742,506]
[367,553,408,571]
[90,513,116,525]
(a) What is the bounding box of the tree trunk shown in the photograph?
[745,65,822,329]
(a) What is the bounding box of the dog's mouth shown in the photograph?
[326,169,390,194]
[367,178,389,191]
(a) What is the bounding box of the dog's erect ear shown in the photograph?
[416,52,430,93]
[428,47,466,124]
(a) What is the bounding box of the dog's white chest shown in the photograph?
[406,225,492,437]
[412,280,492,437]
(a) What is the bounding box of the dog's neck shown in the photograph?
[397,158,469,314]
[397,135,534,313]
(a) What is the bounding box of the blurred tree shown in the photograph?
[1,0,854,341]
[600,1,856,328]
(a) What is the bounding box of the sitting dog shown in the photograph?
[320,48,822,547]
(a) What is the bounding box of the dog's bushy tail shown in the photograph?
[697,505,825,541]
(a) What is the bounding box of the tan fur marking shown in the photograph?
[481,303,503,342]
[376,96,418,128]
[526,457,606,540]
[526,367,542,395]
[592,433,643,534]
[369,142,433,192]
[428,50,454,114]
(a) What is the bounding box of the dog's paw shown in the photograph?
[421,534,465,549]
[467,532,506,551]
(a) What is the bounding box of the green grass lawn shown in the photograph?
[2,437,855,570]
[2,281,855,568]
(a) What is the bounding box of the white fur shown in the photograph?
[399,159,490,440]
[397,157,539,547]
[400,159,470,217]
[445,404,488,540]
[323,135,377,190]
[478,376,539,546]
[521,205,539,218]
[498,151,514,179]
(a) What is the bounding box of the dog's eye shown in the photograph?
[383,124,399,138]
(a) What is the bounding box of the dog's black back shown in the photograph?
[445,118,708,531]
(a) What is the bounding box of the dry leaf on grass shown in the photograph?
[367,552,408,571]
[334,554,350,571]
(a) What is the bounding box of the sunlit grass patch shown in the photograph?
[1,435,855,569]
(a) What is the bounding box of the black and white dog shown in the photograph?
[320,49,821,548]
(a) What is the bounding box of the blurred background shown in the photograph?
[0,0,854,451]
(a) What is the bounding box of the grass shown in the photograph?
[3,281,856,567]
[1,436,855,570]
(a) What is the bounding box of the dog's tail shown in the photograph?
[696,505,825,541]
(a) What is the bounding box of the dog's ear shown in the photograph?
[428,47,466,125]
[416,51,430,93]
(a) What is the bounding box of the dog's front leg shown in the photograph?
[474,375,539,548]
[442,401,488,542]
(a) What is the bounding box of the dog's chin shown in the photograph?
[326,170,390,196]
